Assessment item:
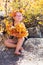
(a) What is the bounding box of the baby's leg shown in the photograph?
[4,39,17,48]
[14,38,24,55]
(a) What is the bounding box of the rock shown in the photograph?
[0,38,43,65]
[28,26,42,38]
[0,44,6,51]
[40,25,43,37]
[0,33,3,42]
[24,38,43,57]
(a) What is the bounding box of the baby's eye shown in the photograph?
[16,15,22,17]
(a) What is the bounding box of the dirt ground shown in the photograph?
[0,34,43,65]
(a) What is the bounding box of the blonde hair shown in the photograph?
[10,9,23,17]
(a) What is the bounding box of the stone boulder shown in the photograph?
[27,26,42,38]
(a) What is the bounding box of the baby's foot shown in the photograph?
[19,47,24,52]
[20,47,24,50]
[14,51,21,55]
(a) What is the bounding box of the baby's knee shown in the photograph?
[4,39,7,43]
[22,37,25,42]
[4,40,9,46]
[20,37,25,43]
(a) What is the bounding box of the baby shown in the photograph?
[4,11,28,55]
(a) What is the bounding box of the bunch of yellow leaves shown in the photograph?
[6,22,28,38]
[38,21,43,25]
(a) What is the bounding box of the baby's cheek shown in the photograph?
[20,17,23,20]
[20,17,22,19]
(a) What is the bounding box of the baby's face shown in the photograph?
[13,12,23,22]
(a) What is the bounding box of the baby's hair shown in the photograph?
[10,9,23,17]
[10,10,23,26]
